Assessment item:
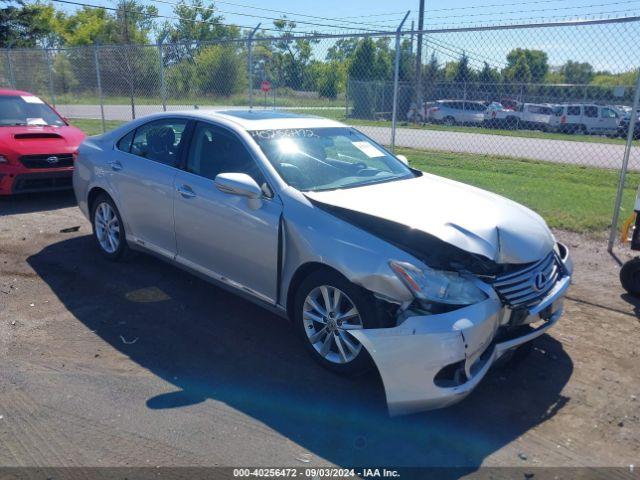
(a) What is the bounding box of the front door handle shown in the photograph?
[108,160,123,171]
[176,184,196,199]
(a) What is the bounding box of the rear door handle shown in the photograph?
[108,160,123,171]
[176,184,196,199]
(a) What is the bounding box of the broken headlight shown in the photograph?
[390,260,487,306]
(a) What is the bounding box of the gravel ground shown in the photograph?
[0,191,638,473]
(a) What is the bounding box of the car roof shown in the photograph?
[0,88,35,97]
[166,109,345,130]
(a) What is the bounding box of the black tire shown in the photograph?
[293,269,385,376]
[444,116,456,126]
[572,124,587,135]
[90,193,129,261]
[620,257,640,296]
[506,116,520,130]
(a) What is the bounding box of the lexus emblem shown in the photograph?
[45,156,59,165]
[533,272,548,291]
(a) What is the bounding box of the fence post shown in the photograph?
[345,77,349,118]
[391,11,411,153]
[247,23,261,110]
[46,48,56,107]
[94,44,106,134]
[6,43,16,89]
[157,33,168,112]
[608,70,640,253]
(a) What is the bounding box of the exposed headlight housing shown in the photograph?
[390,260,488,306]
[0,155,8,164]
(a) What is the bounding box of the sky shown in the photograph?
[56,0,640,72]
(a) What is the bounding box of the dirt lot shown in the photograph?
[0,192,638,473]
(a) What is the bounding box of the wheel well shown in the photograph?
[285,262,346,321]
[87,187,109,219]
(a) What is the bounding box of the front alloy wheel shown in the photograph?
[302,285,363,365]
[294,270,385,375]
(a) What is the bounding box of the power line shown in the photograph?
[149,0,401,32]
[426,0,640,20]
[48,0,317,35]
[187,0,407,23]
[421,0,614,13]
[424,7,640,27]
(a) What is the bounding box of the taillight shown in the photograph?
[561,115,567,124]
[432,107,440,112]
[492,111,497,118]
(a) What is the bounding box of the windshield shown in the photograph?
[251,127,415,192]
[0,95,65,127]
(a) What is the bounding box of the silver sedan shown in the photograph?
[73,110,572,415]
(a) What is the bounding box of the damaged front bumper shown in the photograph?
[349,244,572,416]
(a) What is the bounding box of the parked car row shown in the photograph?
[408,99,635,137]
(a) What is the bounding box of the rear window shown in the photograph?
[567,106,581,116]
[584,106,598,118]
[553,106,564,116]
[117,130,134,152]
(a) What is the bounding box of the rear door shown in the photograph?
[566,105,583,130]
[583,105,599,132]
[173,122,282,304]
[111,117,189,257]
[599,107,619,134]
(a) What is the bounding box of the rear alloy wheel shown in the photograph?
[91,194,128,261]
[294,270,384,375]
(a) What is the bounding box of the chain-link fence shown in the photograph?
[1,16,640,251]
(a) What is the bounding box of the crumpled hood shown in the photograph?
[305,173,555,266]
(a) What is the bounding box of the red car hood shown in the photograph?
[0,124,85,159]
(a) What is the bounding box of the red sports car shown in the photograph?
[0,89,85,195]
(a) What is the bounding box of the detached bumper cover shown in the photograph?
[350,244,572,416]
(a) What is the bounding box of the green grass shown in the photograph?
[67,118,632,234]
[70,118,124,135]
[399,147,635,233]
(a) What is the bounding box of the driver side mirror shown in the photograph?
[396,154,409,166]
[215,172,263,209]
[215,172,261,198]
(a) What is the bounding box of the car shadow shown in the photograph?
[28,236,573,471]
[0,190,76,216]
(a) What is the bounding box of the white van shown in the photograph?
[549,104,620,135]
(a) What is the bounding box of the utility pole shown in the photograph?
[414,0,425,117]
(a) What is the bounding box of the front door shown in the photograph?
[173,122,282,304]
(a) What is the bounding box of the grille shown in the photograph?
[19,153,74,169]
[492,252,563,308]
[12,172,73,193]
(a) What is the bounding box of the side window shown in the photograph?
[130,118,188,167]
[601,108,617,119]
[584,106,598,118]
[116,130,134,153]
[187,122,265,185]
[567,106,581,116]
